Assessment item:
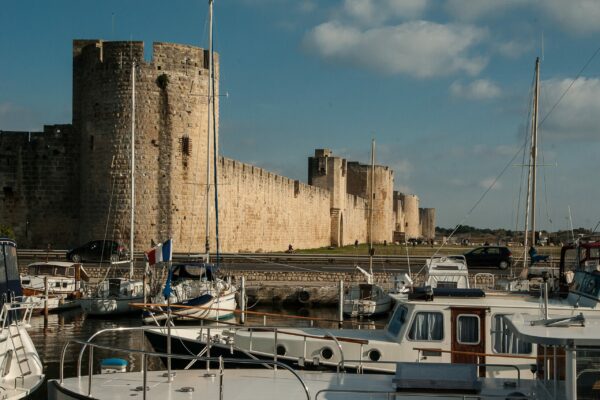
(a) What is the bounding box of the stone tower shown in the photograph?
[398,193,420,239]
[308,149,348,246]
[420,208,436,240]
[346,162,394,244]
[73,40,218,251]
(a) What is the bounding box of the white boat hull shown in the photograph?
[143,290,237,323]
[343,297,392,318]
[80,295,144,316]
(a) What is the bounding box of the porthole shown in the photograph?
[320,347,333,360]
[276,344,287,356]
[368,349,381,362]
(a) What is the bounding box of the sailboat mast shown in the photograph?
[530,57,540,246]
[369,139,375,276]
[130,60,136,279]
[521,57,540,274]
[204,0,214,263]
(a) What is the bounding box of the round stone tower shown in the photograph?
[73,40,218,252]
[419,208,436,240]
[400,193,420,240]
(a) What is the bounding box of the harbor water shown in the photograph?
[27,305,388,399]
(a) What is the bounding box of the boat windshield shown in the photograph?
[571,270,600,299]
[28,264,74,277]
[387,305,407,337]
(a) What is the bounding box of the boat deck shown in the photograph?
[52,368,547,400]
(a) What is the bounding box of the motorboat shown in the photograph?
[48,311,599,400]
[143,263,237,323]
[20,261,87,311]
[0,238,45,399]
[144,257,600,378]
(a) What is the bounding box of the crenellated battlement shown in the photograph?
[73,40,216,74]
[220,157,330,197]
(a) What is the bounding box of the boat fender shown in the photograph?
[276,344,287,356]
[367,349,381,362]
[297,290,310,304]
[320,347,334,360]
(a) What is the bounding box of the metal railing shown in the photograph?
[62,338,311,400]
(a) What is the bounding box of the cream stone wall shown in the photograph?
[1,39,435,251]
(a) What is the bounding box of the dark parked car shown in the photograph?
[464,246,513,270]
[66,240,128,263]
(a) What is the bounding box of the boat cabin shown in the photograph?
[423,256,470,289]
[21,261,87,295]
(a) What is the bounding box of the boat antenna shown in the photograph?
[204,0,214,263]
[568,206,575,243]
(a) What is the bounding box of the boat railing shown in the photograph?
[63,338,311,400]
[0,299,42,328]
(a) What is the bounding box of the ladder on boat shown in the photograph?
[0,301,40,382]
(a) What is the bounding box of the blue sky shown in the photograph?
[2,0,600,232]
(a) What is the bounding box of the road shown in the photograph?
[17,249,522,276]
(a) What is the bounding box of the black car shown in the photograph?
[66,240,128,263]
[464,246,513,270]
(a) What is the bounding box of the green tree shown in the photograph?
[0,224,15,239]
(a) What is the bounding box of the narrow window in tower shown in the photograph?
[89,135,94,151]
[180,134,191,167]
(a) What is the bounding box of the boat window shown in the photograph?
[572,271,600,298]
[457,314,480,344]
[387,306,407,336]
[491,314,532,354]
[408,312,443,341]
[0,246,7,288]
[54,282,61,287]
[4,245,19,284]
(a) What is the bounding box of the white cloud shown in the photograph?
[450,79,501,100]
[444,0,528,21]
[304,20,488,78]
[541,0,600,35]
[341,0,429,25]
[479,177,503,190]
[495,39,533,58]
[541,77,600,141]
[445,0,600,35]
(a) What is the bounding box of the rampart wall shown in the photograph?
[0,125,80,248]
[1,39,435,251]
[218,157,331,252]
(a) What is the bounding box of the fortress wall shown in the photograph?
[218,157,331,252]
[73,40,216,252]
[0,125,79,248]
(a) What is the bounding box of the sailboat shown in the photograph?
[143,2,237,324]
[80,61,146,316]
[342,139,392,318]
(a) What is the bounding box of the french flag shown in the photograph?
[145,239,173,266]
